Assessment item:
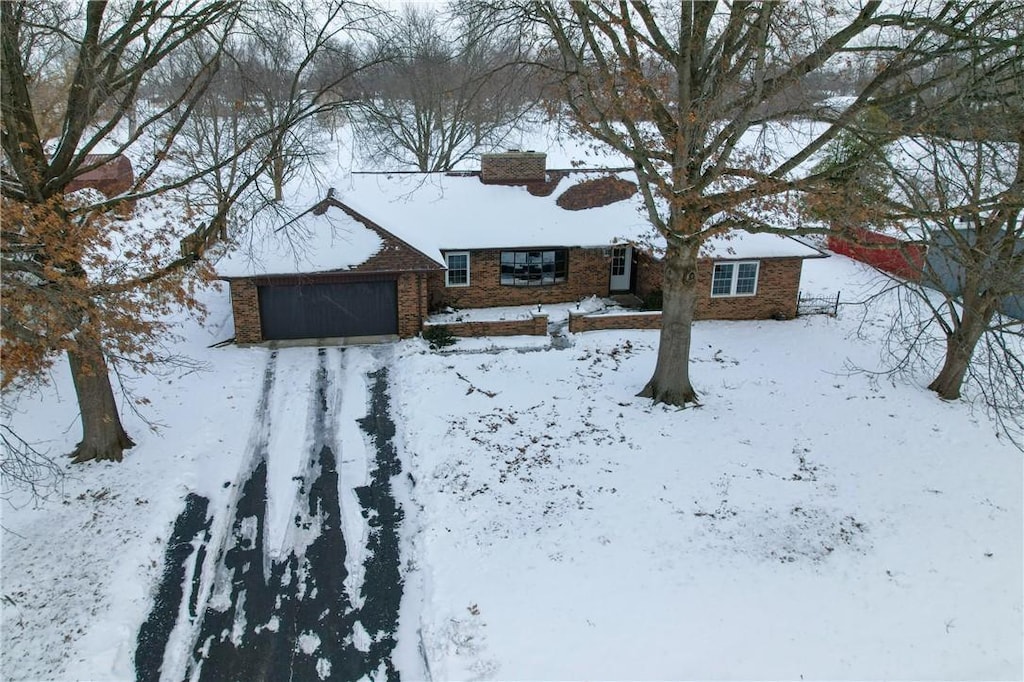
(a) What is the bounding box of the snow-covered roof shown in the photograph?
[336,171,823,262]
[216,206,383,278]
[217,169,824,277]
[337,171,650,258]
[700,230,824,260]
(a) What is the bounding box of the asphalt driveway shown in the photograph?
[135,348,404,682]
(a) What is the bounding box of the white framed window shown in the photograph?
[445,251,470,287]
[711,261,759,297]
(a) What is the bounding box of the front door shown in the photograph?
[609,245,632,291]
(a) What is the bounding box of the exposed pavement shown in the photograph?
[135,348,405,682]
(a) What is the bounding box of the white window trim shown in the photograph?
[445,251,470,287]
[710,260,760,297]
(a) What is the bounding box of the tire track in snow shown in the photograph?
[142,346,406,681]
[176,347,406,681]
[135,350,279,682]
[185,347,336,681]
[353,360,405,680]
[275,346,362,680]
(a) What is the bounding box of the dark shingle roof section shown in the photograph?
[66,154,134,197]
[556,176,638,211]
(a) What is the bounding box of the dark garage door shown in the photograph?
[258,280,398,340]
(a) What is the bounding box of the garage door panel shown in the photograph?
[258,280,397,340]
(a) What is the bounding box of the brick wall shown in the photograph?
[430,247,611,309]
[635,250,662,299]
[631,256,805,320]
[696,258,804,320]
[230,279,262,344]
[425,313,548,337]
[426,271,447,311]
[481,152,547,183]
[568,311,662,333]
[396,272,429,338]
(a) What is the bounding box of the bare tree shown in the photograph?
[890,140,1022,396]
[525,0,1018,406]
[353,4,540,172]
[840,131,1022,445]
[1,0,381,465]
[811,6,1022,441]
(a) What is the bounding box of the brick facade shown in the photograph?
[635,250,663,299]
[225,197,443,345]
[230,253,807,344]
[635,256,805,321]
[226,192,810,344]
[696,258,804,320]
[480,152,547,183]
[396,272,430,338]
[228,271,431,344]
[430,247,611,310]
[568,258,804,332]
[230,278,262,344]
[425,313,548,337]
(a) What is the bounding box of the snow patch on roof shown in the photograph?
[216,208,383,277]
[701,231,825,260]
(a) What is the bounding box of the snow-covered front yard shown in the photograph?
[2,254,1021,681]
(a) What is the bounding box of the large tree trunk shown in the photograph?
[67,336,135,463]
[928,333,973,400]
[927,294,996,400]
[638,238,700,405]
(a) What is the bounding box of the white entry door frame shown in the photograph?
[609,245,632,291]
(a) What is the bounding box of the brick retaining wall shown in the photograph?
[424,313,548,337]
[568,311,662,333]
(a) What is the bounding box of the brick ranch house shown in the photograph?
[218,152,826,344]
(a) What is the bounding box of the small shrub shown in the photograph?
[641,290,663,311]
[422,325,456,350]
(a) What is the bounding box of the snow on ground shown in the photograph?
[389,255,1022,680]
[1,283,264,680]
[2,248,1021,678]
